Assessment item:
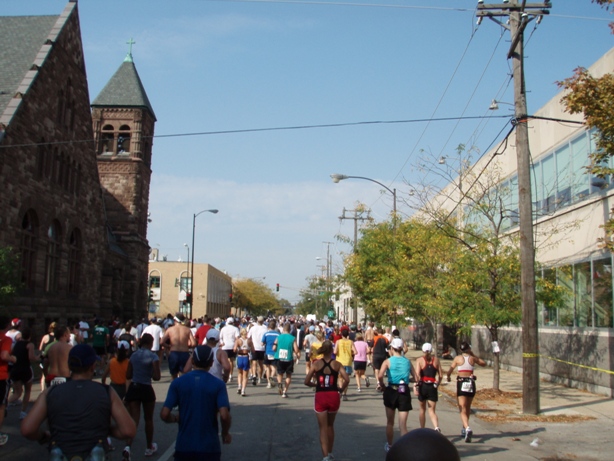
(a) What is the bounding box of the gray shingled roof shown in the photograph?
[0,15,58,116]
[92,58,156,120]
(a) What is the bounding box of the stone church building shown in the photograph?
[0,1,155,332]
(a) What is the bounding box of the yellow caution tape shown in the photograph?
[522,353,614,375]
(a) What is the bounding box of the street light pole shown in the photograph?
[183,243,190,316]
[190,208,219,320]
[330,174,396,215]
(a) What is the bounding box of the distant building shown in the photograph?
[148,249,232,320]
[0,2,155,334]
[332,282,365,325]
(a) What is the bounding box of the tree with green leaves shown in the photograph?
[296,275,331,319]
[0,247,20,309]
[344,219,403,325]
[232,278,281,317]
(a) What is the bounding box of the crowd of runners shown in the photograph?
[0,314,485,461]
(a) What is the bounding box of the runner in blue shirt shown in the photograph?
[161,345,231,461]
[261,320,280,389]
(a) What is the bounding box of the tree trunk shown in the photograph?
[490,326,500,391]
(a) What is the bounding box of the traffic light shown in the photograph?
[186,292,192,304]
[228,293,233,303]
[276,283,280,292]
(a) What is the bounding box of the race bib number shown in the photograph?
[461,380,473,393]
[279,349,289,360]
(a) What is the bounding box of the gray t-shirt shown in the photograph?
[129,348,159,385]
[304,333,318,352]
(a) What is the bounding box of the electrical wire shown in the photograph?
[435,30,505,163]
[203,0,476,13]
[389,23,480,188]
[0,115,511,150]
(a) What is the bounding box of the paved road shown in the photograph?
[1,352,612,460]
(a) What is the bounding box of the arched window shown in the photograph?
[118,125,131,154]
[20,210,38,290]
[100,124,114,154]
[44,221,62,293]
[67,228,81,295]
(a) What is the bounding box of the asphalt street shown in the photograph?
[1,350,612,460]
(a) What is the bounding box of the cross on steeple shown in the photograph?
[124,37,136,62]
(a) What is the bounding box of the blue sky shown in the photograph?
[5,1,613,302]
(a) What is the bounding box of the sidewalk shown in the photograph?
[413,349,614,461]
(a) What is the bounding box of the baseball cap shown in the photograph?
[206,329,220,341]
[68,344,100,368]
[118,340,131,350]
[226,316,234,324]
[257,316,264,322]
[11,318,21,327]
[422,342,433,353]
[391,338,404,350]
[192,345,215,368]
[309,325,315,332]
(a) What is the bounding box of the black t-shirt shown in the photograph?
[372,336,389,357]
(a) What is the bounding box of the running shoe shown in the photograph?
[465,428,473,443]
[252,376,257,386]
[122,446,131,461]
[144,442,158,457]
[434,427,441,433]
[342,394,348,401]
[461,427,466,437]
[365,376,370,387]
[241,391,246,397]
[328,454,335,460]
[282,392,288,398]
[237,388,241,394]
[0,433,8,446]
[257,377,262,385]
[266,382,272,389]
[357,388,362,393]
[384,442,391,452]
[278,383,283,395]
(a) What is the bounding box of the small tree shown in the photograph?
[0,247,20,309]
[232,278,281,317]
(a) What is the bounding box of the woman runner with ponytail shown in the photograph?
[304,340,349,461]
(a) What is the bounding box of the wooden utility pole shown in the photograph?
[477,0,551,415]
[339,207,371,323]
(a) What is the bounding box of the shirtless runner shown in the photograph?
[161,316,196,380]
[44,326,72,387]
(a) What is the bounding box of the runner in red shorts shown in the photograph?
[304,340,349,461]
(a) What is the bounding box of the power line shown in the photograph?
[0,115,511,150]
[203,0,476,13]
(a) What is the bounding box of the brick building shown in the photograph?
[0,2,155,334]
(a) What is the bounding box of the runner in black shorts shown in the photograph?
[414,342,443,432]
[124,333,161,457]
[8,327,38,420]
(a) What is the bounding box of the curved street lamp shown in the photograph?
[190,209,219,319]
[330,174,396,214]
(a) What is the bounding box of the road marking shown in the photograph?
[159,442,175,461]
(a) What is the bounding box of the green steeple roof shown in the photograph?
[92,57,156,120]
